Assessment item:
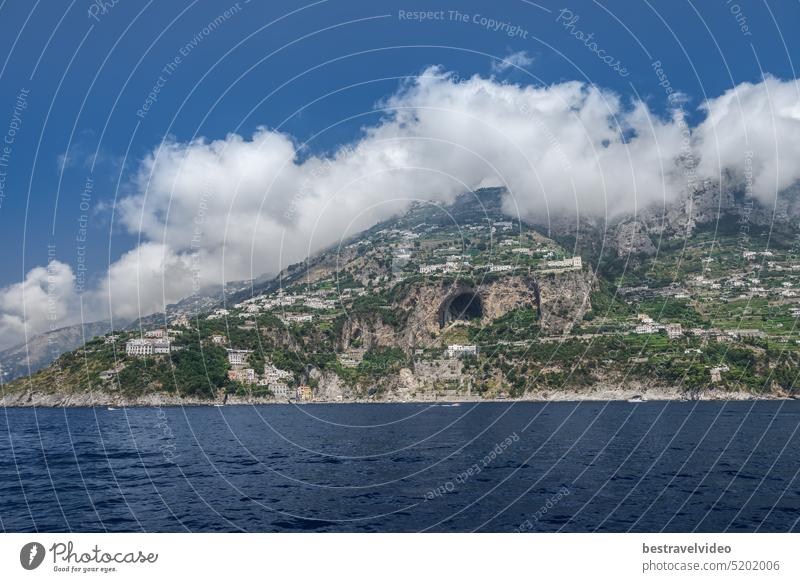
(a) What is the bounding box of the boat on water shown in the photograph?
[626,395,647,403]
[106,407,118,411]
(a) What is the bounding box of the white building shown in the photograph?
[270,383,292,399]
[229,368,256,383]
[544,256,582,269]
[488,264,514,273]
[227,348,253,366]
[634,323,659,334]
[99,371,114,381]
[126,339,154,356]
[304,297,336,310]
[126,337,171,356]
[419,264,446,274]
[666,324,683,339]
[211,335,226,345]
[144,329,166,339]
[207,308,230,320]
[281,314,313,324]
[445,344,478,358]
[263,363,292,384]
[338,348,366,368]
[152,340,171,354]
[393,248,413,261]
[171,314,190,328]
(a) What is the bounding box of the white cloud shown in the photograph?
[694,75,800,202]
[116,66,688,316]
[2,70,799,338]
[97,242,197,323]
[0,261,80,349]
[491,50,534,73]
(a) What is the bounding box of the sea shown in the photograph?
[1,401,799,532]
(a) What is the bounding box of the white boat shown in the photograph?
[626,395,646,403]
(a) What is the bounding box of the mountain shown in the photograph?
[3,187,799,406]
[0,279,269,384]
[0,320,113,383]
[126,278,265,331]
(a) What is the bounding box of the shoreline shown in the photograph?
[1,386,794,408]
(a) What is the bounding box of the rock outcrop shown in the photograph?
[535,269,596,334]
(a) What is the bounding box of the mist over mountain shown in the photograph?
[1,70,798,353]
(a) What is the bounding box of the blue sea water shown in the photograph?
[1,401,799,532]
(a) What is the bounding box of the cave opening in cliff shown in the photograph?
[441,292,483,327]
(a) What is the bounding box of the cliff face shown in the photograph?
[597,178,800,259]
[394,271,594,346]
[310,368,350,401]
[635,178,800,240]
[535,269,596,334]
[340,314,399,351]
[608,221,657,257]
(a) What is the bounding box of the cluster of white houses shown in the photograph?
[419,259,470,275]
[633,315,684,339]
[445,344,479,358]
[225,348,296,399]
[687,269,800,302]
[419,256,582,276]
[632,316,769,343]
[688,327,766,341]
[233,289,339,313]
[200,289,353,327]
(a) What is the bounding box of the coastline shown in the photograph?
[0,385,793,408]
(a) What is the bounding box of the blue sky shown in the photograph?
[0,0,797,344]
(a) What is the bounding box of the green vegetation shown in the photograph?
[6,189,800,402]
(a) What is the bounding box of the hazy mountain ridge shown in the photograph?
[0,320,113,383]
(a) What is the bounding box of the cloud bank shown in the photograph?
[1,69,799,348]
[0,261,81,348]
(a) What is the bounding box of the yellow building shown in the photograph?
[297,385,313,401]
